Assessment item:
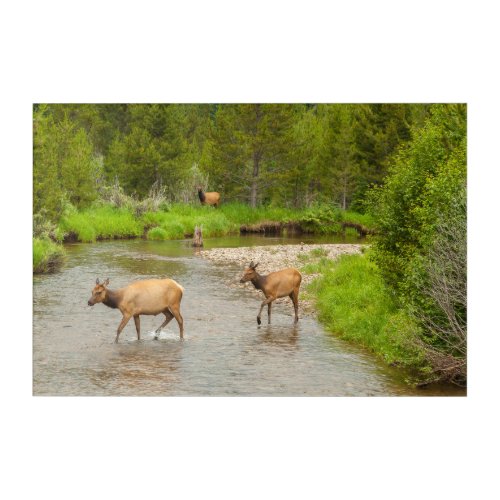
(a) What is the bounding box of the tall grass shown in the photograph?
[55,202,375,243]
[33,238,65,273]
[143,203,299,240]
[304,252,429,375]
[59,206,144,242]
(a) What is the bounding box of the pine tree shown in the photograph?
[33,105,98,221]
[207,104,298,207]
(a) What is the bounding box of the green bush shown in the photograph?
[369,104,466,290]
[367,104,467,382]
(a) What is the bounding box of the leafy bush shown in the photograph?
[367,104,467,383]
[33,210,58,241]
[298,204,342,233]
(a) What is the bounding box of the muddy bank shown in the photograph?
[200,243,364,314]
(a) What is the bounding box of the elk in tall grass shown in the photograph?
[197,186,220,207]
[239,262,302,325]
[87,277,184,343]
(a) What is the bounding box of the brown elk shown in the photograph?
[239,262,302,325]
[87,277,184,343]
[197,186,220,207]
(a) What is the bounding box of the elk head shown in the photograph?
[88,277,110,306]
[239,262,259,283]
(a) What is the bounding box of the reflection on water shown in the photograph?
[33,237,466,396]
[256,324,299,349]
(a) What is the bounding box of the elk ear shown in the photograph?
[96,278,100,285]
[104,278,110,286]
[253,262,259,269]
[248,261,255,269]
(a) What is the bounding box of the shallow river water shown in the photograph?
[33,236,465,396]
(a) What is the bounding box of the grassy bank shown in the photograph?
[33,238,65,274]
[56,202,376,243]
[58,206,144,242]
[302,251,431,381]
[33,202,375,273]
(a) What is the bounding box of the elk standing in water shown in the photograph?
[87,277,184,343]
[197,186,220,207]
[239,262,302,325]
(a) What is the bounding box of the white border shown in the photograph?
[2,1,498,499]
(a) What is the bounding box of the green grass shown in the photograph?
[58,206,144,242]
[342,210,376,228]
[304,252,429,375]
[33,238,65,273]
[56,202,376,243]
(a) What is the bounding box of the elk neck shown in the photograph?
[103,288,121,309]
[198,190,206,202]
[251,272,267,291]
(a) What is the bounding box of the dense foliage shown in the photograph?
[33,103,431,218]
[369,104,467,384]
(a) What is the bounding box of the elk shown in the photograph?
[87,277,184,343]
[197,186,221,207]
[239,261,302,325]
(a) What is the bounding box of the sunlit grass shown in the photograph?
[56,202,375,242]
[305,252,428,373]
[33,238,65,273]
[58,206,144,242]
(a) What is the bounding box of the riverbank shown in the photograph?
[200,243,434,385]
[33,203,374,273]
[33,237,65,273]
[58,203,375,243]
[200,242,363,314]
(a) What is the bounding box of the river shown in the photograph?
[33,236,465,396]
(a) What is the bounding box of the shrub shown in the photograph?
[33,210,58,241]
[367,104,466,383]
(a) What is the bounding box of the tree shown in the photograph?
[33,105,98,220]
[350,103,431,210]
[105,104,188,198]
[207,104,299,207]
[316,104,359,209]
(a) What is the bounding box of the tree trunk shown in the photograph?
[192,226,203,247]
[342,169,348,210]
[342,179,347,210]
[250,151,260,208]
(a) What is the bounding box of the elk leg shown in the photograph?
[115,313,131,343]
[258,297,275,325]
[169,304,184,339]
[267,302,272,324]
[134,315,141,340]
[153,310,174,339]
[290,291,299,323]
